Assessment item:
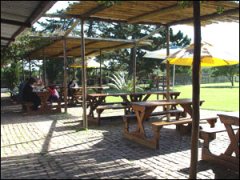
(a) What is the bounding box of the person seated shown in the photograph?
[68,79,79,96]
[22,77,41,110]
[47,85,60,103]
[68,79,79,88]
[18,78,29,102]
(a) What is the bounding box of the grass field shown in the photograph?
[106,82,239,112]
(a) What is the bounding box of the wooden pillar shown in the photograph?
[43,49,47,86]
[63,38,68,113]
[133,43,137,93]
[99,49,102,86]
[189,1,201,179]
[22,59,25,80]
[28,58,31,77]
[166,25,170,121]
[81,19,88,129]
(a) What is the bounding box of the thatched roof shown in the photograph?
[28,36,152,59]
[62,1,239,26]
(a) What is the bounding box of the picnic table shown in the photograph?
[87,91,181,125]
[22,90,61,114]
[200,112,239,170]
[124,98,218,149]
[59,86,109,105]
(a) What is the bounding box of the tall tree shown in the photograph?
[210,64,239,86]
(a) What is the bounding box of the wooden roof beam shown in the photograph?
[1,19,31,27]
[85,42,143,57]
[168,8,239,26]
[81,4,113,18]
[51,41,98,57]
[1,36,15,41]
[64,19,80,37]
[127,4,180,24]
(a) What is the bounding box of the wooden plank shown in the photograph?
[1,18,31,27]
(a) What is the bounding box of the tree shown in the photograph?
[1,61,21,90]
[210,64,239,86]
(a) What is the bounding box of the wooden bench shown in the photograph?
[95,102,128,125]
[199,126,239,170]
[123,109,183,130]
[22,100,61,115]
[123,109,183,120]
[22,101,33,113]
[151,115,218,149]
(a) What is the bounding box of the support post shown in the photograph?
[166,25,170,121]
[63,38,68,113]
[28,58,31,77]
[133,43,137,93]
[99,49,102,87]
[189,1,201,179]
[81,19,88,129]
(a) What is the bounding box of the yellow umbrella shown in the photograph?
[167,42,239,67]
[69,58,101,68]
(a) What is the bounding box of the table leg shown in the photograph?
[132,105,156,138]
[224,126,239,157]
[88,96,106,117]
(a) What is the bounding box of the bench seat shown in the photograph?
[150,115,218,149]
[152,115,218,135]
[123,109,183,121]
[95,102,128,125]
[199,126,239,170]
[22,100,61,115]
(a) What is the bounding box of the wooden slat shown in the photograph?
[1,19,31,27]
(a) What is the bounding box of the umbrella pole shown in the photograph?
[172,65,175,90]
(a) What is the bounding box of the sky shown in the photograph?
[37,1,239,57]
[172,23,239,56]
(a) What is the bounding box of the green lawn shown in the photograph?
[105,82,239,112]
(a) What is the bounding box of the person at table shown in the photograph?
[18,77,29,102]
[22,77,41,110]
[68,79,79,96]
[47,84,60,103]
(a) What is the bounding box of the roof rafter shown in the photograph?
[1,36,15,41]
[127,4,180,24]
[1,19,31,27]
[168,7,239,26]
[85,42,146,57]
[81,4,113,18]
[51,41,98,57]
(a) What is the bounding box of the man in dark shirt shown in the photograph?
[22,77,41,110]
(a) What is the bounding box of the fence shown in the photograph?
[173,73,238,85]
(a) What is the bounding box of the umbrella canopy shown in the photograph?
[167,42,239,67]
[143,47,182,60]
[69,58,101,68]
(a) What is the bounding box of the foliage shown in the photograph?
[107,72,143,92]
[210,64,239,86]
[1,61,21,90]
[92,22,191,79]
[45,58,65,84]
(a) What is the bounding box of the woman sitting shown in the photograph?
[47,85,60,103]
